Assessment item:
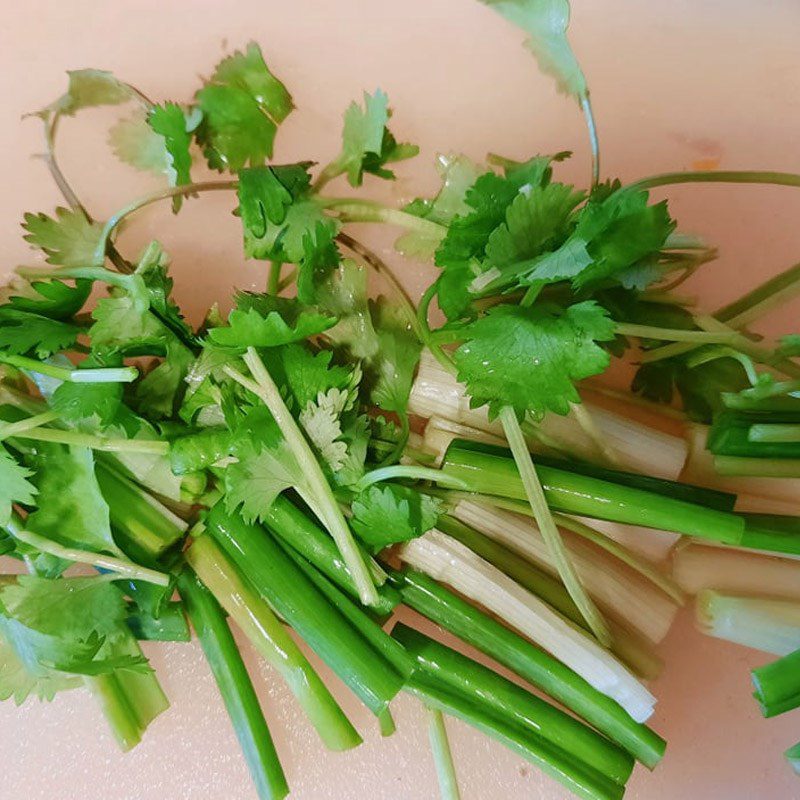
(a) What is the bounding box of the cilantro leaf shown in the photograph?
[0,309,79,358]
[237,164,337,263]
[89,291,163,351]
[479,0,587,99]
[0,575,142,702]
[223,408,308,523]
[778,335,800,357]
[208,295,336,350]
[109,104,196,211]
[0,277,91,319]
[367,298,421,415]
[195,42,293,171]
[396,154,482,258]
[25,443,122,558]
[22,208,105,268]
[44,69,133,117]
[134,340,195,418]
[454,301,616,420]
[351,484,440,552]
[0,445,37,526]
[278,343,351,409]
[51,353,125,428]
[331,412,371,489]
[296,224,342,305]
[333,90,418,187]
[299,387,352,472]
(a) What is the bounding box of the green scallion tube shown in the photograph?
[206,504,404,716]
[126,601,190,642]
[393,623,634,785]
[263,495,400,616]
[441,444,743,543]
[185,535,361,751]
[178,570,289,800]
[395,568,666,768]
[741,514,800,557]
[406,675,624,800]
[751,648,800,718]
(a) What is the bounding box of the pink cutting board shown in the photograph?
[1,1,798,798]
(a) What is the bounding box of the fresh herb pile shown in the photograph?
[2,1,799,797]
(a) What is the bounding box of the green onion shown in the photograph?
[696,590,800,655]
[441,442,743,543]
[206,504,404,717]
[263,495,400,616]
[436,514,662,679]
[394,623,634,786]
[450,502,679,644]
[714,455,800,478]
[673,543,800,600]
[427,707,462,800]
[394,568,665,768]
[741,514,800,558]
[406,676,625,800]
[178,570,289,800]
[185,533,361,751]
[751,648,800,718]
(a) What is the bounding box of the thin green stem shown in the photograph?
[267,261,282,295]
[615,322,738,344]
[498,407,611,646]
[0,353,137,384]
[94,180,238,265]
[748,423,800,443]
[276,267,297,293]
[714,455,800,478]
[320,197,446,237]
[580,93,600,188]
[9,427,169,454]
[630,170,800,192]
[312,161,345,193]
[8,526,169,586]
[418,283,457,373]
[356,464,469,492]
[17,266,131,289]
[427,707,462,800]
[0,410,59,440]
[232,349,377,605]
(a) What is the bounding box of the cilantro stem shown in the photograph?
[613,322,740,344]
[320,198,446,238]
[226,348,378,606]
[716,260,800,328]
[276,267,297,293]
[337,232,423,340]
[94,180,238,265]
[312,161,345,193]
[356,464,469,492]
[178,569,290,800]
[7,427,169,454]
[580,94,600,188]
[427,707,462,800]
[17,265,132,290]
[7,524,170,586]
[267,261,282,295]
[0,410,59,439]
[630,170,800,191]
[498,407,612,647]
[418,283,458,373]
[0,353,138,383]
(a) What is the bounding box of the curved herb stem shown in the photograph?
[614,322,741,344]
[569,402,620,468]
[498,406,611,647]
[94,180,239,265]
[276,267,297,293]
[267,261,282,295]
[630,170,800,192]
[9,526,169,586]
[8,427,169,454]
[312,161,345,193]
[376,414,411,469]
[427,707,462,800]
[17,265,131,289]
[320,197,446,237]
[0,353,137,384]
[580,94,600,188]
[337,232,423,340]
[418,283,458,374]
[40,113,90,216]
[229,349,378,606]
[356,465,469,492]
[553,514,685,604]
[0,410,59,440]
